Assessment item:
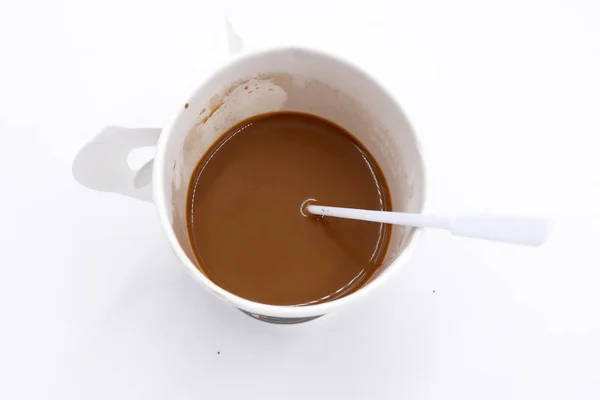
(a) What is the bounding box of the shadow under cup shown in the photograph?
[156,48,425,324]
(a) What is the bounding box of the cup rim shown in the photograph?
[153,45,427,318]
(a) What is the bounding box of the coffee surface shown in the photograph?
[187,112,391,305]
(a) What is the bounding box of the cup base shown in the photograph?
[239,310,323,324]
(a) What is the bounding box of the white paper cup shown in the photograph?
[74,47,426,323]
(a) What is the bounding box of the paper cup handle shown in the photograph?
[72,126,161,202]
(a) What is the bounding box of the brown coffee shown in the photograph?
[186,112,391,306]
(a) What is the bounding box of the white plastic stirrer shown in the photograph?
[305,204,547,246]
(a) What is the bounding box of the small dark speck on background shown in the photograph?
[184,103,189,109]
[433,290,436,293]
[217,351,220,354]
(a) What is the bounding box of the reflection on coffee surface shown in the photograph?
[186,112,391,305]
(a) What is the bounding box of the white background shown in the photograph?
[1,0,599,399]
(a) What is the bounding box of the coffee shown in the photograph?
[186,112,391,306]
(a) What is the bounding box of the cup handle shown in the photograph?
[72,126,161,202]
